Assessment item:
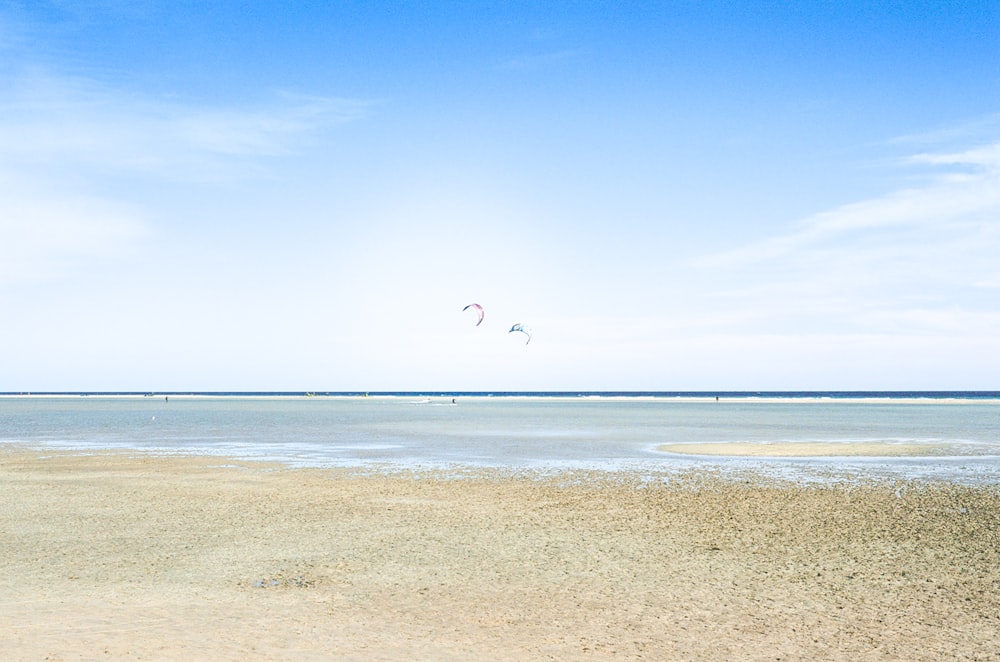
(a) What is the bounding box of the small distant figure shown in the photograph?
[165,396,169,403]
[715,396,719,401]
[452,398,457,404]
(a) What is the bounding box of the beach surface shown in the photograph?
[2,450,998,660]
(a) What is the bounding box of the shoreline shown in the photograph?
[2,449,998,660]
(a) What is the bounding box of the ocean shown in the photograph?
[2,392,999,483]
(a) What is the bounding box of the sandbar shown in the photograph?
[1,449,997,660]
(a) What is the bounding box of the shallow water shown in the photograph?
[2,395,999,483]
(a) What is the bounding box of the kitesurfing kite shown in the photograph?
[509,323,531,345]
[463,303,485,326]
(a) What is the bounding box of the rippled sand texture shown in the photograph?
[2,451,998,660]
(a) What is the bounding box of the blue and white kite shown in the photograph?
[508,323,531,345]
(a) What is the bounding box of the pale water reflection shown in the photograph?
[2,395,999,483]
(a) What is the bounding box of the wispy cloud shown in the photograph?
[907,142,1000,170]
[699,139,1000,265]
[0,69,369,285]
[169,92,369,158]
[700,152,1000,267]
[691,138,1000,336]
[889,113,1000,147]
[0,69,369,180]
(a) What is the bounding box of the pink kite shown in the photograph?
[463,303,485,326]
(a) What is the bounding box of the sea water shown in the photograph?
[1,394,999,483]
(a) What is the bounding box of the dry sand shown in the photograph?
[1,450,998,660]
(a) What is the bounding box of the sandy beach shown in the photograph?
[1,450,998,660]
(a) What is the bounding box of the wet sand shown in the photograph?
[1,449,998,660]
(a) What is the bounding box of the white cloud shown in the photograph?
[889,113,1000,148]
[0,70,368,180]
[0,69,369,286]
[169,93,368,157]
[699,157,1000,267]
[677,139,1000,344]
[907,142,1000,170]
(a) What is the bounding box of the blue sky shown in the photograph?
[1,1,998,391]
